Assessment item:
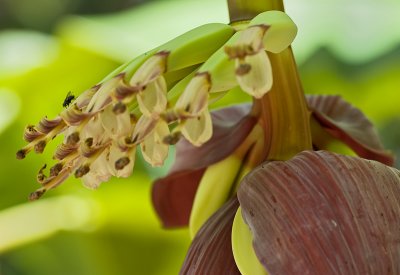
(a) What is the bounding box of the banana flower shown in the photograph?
[15,2,400,274]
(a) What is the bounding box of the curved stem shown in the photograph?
[257,48,313,161]
[227,0,284,23]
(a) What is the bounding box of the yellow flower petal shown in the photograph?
[108,142,135,178]
[137,76,167,116]
[141,120,170,166]
[236,51,273,98]
[100,104,132,138]
[175,72,211,117]
[81,151,111,189]
[181,110,212,146]
[86,75,123,113]
[129,52,168,88]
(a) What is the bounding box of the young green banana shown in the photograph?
[232,207,268,275]
[189,153,242,239]
[121,23,236,81]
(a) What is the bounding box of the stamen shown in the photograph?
[16,148,29,159]
[54,143,78,160]
[37,164,47,183]
[81,138,104,158]
[29,189,46,201]
[24,125,43,142]
[37,117,63,134]
[60,105,89,126]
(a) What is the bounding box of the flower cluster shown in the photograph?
[17,7,400,275]
[17,11,290,200]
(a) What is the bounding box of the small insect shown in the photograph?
[63,91,76,108]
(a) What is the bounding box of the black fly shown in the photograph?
[63,91,75,108]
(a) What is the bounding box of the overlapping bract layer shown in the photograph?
[153,95,397,274]
[180,151,400,275]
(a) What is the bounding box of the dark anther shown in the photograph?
[75,165,90,178]
[112,102,127,115]
[185,104,191,112]
[29,189,46,201]
[85,137,93,147]
[235,63,251,76]
[34,140,47,154]
[115,157,130,170]
[66,132,80,145]
[163,132,181,145]
[16,149,27,159]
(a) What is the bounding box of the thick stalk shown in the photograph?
[228,0,284,22]
[257,48,313,161]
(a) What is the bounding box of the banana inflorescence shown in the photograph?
[17,10,297,273]
[16,9,299,275]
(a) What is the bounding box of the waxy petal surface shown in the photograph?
[238,150,400,275]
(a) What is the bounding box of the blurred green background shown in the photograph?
[0,0,399,274]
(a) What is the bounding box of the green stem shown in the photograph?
[227,0,284,22]
[257,48,313,161]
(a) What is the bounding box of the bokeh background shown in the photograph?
[0,0,399,274]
